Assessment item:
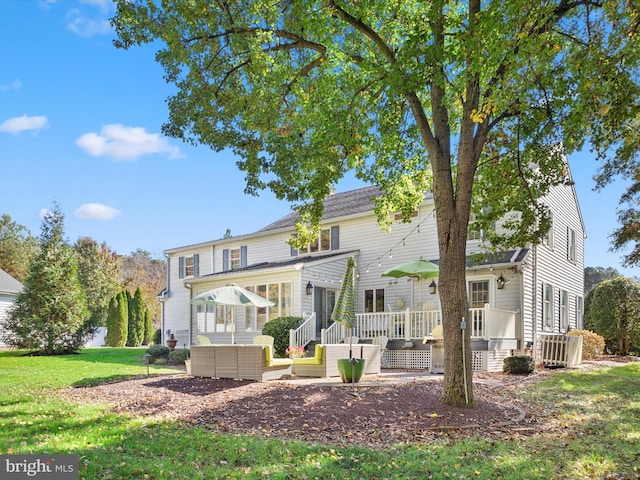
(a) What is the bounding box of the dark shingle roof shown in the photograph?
[0,269,23,295]
[431,249,529,268]
[198,250,358,279]
[258,186,386,232]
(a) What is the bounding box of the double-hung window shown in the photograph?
[178,254,199,279]
[560,290,569,330]
[567,228,576,263]
[543,284,554,330]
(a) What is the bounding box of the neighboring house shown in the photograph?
[160,166,585,372]
[0,269,24,348]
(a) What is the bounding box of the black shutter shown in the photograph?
[223,249,229,271]
[330,225,339,250]
[178,256,185,279]
[193,254,200,277]
[240,246,247,267]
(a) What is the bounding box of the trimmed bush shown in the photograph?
[261,316,303,357]
[503,355,534,374]
[168,349,190,365]
[567,329,605,360]
[146,344,170,364]
[152,328,161,346]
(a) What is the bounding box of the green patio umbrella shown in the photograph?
[382,258,439,309]
[332,256,357,353]
[381,258,439,279]
[191,283,274,344]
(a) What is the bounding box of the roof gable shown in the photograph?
[0,269,23,295]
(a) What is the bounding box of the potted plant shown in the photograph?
[167,333,178,352]
[285,345,306,359]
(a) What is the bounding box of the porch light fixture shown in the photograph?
[496,275,506,290]
[306,281,313,295]
[428,280,437,294]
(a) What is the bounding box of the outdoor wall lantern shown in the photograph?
[496,274,506,290]
[306,281,313,295]
[428,280,437,295]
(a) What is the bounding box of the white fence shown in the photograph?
[538,333,583,367]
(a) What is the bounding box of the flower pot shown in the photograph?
[337,358,366,383]
[167,338,177,352]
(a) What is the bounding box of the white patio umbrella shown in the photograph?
[190,283,275,344]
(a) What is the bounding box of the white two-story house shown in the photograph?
[159,167,585,372]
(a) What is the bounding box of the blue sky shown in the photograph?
[1,1,638,279]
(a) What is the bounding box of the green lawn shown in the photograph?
[1,349,638,479]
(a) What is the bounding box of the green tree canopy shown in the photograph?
[0,213,38,283]
[584,266,621,294]
[585,277,640,356]
[106,291,129,348]
[127,287,146,347]
[113,0,640,406]
[2,204,88,354]
[119,249,166,331]
[74,237,123,331]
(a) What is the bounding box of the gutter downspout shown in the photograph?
[532,244,538,361]
[162,252,171,345]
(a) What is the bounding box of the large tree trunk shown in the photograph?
[433,167,475,407]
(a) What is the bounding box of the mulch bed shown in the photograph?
[58,357,636,449]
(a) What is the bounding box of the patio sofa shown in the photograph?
[292,343,381,378]
[190,344,293,382]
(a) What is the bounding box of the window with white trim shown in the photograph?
[543,212,554,249]
[196,304,215,333]
[567,227,576,263]
[178,254,199,278]
[467,213,482,241]
[245,282,292,331]
[576,295,584,329]
[364,289,385,313]
[306,228,331,253]
[543,284,554,330]
[230,247,241,270]
[560,289,569,330]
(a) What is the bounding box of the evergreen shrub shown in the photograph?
[261,316,303,357]
[503,355,535,374]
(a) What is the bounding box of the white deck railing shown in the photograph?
[295,306,518,347]
[351,306,518,341]
[288,312,317,348]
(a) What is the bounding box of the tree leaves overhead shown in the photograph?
[113,0,640,406]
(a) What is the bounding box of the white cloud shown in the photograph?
[39,208,52,220]
[66,8,111,37]
[0,80,21,92]
[76,124,183,161]
[80,0,114,12]
[75,203,121,220]
[0,115,48,134]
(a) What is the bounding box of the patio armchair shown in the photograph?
[252,335,274,347]
[292,343,381,378]
[190,344,292,381]
[196,334,212,345]
[371,336,389,368]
